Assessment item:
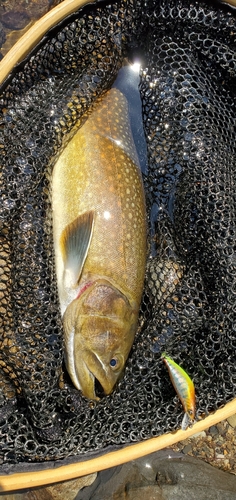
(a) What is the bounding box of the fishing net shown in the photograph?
[0,0,236,466]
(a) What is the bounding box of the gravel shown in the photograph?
[171,415,236,474]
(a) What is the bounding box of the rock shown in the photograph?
[125,486,163,499]
[209,425,218,436]
[42,474,97,500]
[0,22,6,49]
[182,444,192,454]
[216,423,227,436]
[201,444,214,458]
[227,414,236,428]
[189,431,206,439]
[1,11,30,30]
[77,450,236,499]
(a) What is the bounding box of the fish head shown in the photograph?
[63,282,138,400]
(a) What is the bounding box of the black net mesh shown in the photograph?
[0,0,236,465]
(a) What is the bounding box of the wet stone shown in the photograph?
[1,10,30,30]
[0,22,6,48]
[0,0,56,58]
[77,450,236,500]
[125,486,163,500]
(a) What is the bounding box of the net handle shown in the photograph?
[0,398,236,492]
[0,0,103,87]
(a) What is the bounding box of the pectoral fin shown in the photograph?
[60,210,94,286]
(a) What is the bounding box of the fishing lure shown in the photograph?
[162,353,196,430]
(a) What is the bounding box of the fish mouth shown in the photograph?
[94,377,106,398]
[63,319,116,400]
[74,351,116,401]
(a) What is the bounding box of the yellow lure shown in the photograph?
[162,353,196,430]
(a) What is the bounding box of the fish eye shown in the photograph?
[109,355,123,371]
[110,357,120,371]
[110,358,117,368]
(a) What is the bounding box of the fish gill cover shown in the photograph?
[0,0,235,464]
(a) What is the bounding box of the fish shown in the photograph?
[52,88,147,400]
[162,353,196,429]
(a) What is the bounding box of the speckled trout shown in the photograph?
[52,88,146,400]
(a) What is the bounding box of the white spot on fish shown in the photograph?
[103,211,111,220]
